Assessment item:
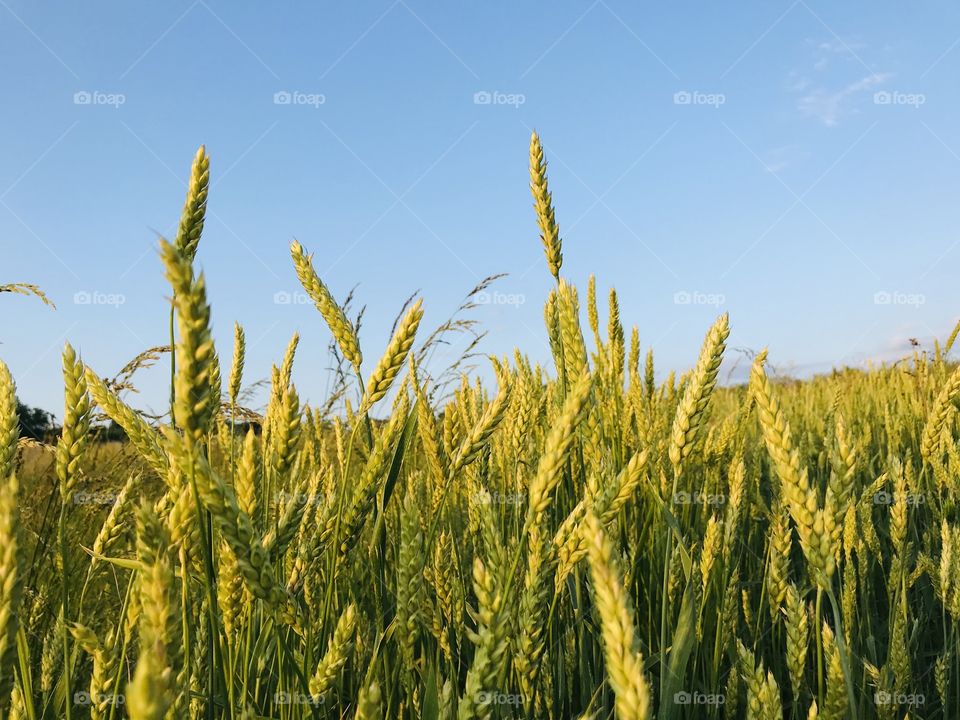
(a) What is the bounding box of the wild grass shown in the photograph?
[1,135,959,719]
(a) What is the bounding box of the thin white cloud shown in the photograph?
[798,72,890,126]
[791,38,890,126]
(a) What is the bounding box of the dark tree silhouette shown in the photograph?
[16,400,55,441]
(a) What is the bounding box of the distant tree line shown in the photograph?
[16,400,55,441]
[16,400,128,442]
[15,399,262,443]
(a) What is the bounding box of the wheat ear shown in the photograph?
[668,313,729,475]
[0,454,20,715]
[0,361,17,480]
[527,370,593,520]
[920,362,960,462]
[529,131,562,281]
[309,603,357,698]
[362,299,423,411]
[750,350,835,586]
[820,623,848,720]
[228,321,245,405]
[126,503,177,720]
[57,343,92,501]
[458,557,511,720]
[167,433,300,627]
[355,681,382,720]
[161,239,217,447]
[451,361,512,472]
[584,512,651,720]
[290,240,363,371]
[174,145,209,262]
[84,367,169,478]
[783,584,809,703]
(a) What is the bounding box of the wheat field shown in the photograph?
[1,135,959,720]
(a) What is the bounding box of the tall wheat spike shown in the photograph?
[750,350,835,586]
[362,299,423,411]
[57,343,91,500]
[668,313,729,475]
[290,240,363,371]
[161,239,217,448]
[228,321,246,405]
[174,145,210,262]
[529,131,563,281]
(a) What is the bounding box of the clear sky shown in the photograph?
[3,1,960,418]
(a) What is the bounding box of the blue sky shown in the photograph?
[3,1,960,417]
